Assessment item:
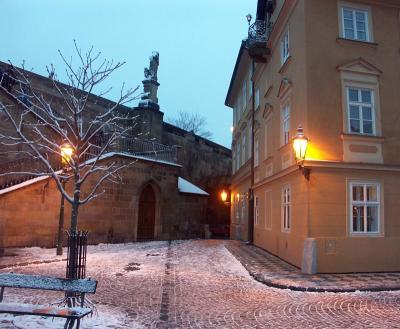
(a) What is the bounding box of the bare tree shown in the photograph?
[0,42,139,235]
[167,111,212,139]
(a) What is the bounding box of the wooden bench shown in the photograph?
[0,273,97,329]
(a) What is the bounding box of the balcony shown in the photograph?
[246,20,273,62]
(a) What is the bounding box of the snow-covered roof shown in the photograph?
[178,177,209,196]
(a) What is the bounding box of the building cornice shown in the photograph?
[304,160,400,172]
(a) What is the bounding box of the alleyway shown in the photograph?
[1,240,400,328]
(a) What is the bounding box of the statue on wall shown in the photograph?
[144,51,159,81]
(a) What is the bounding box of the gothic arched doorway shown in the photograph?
[137,185,156,241]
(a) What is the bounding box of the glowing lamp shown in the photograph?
[220,190,228,203]
[293,125,309,161]
[61,143,74,166]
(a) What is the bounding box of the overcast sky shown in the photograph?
[0,0,256,148]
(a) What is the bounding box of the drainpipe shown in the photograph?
[248,58,255,244]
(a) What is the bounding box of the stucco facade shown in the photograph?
[226,0,400,273]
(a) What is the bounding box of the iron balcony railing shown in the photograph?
[247,20,273,46]
[0,136,179,190]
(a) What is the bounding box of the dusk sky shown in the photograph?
[1,0,256,148]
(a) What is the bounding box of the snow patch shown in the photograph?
[178,177,209,196]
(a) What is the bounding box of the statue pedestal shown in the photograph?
[139,79,160,111]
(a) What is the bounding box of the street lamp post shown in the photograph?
[56,143,73,256]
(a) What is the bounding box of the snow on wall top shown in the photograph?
[178,177,209,196]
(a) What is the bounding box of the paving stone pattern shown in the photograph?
[1,240,400,328]
[227,241,400,292]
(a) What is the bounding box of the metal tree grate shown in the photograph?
[66,230,88,280]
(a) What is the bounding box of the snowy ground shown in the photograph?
[1,240,400,328]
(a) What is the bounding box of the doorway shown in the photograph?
[137,185,156,241]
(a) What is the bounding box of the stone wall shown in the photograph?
[0,155,208,248]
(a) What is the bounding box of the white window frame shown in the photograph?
[282,185,291,232]
[235,195,240,223]
[349,181,381,235]
[242,82,247,110]
[255,88,260,110]
[254,137,259,168]
[265,190,272,230]
[241,134,246,164]
[346,87,376,135]
[254,195,259,226]
[236,142,241,169]
[248,65,253,97]
[232,148,236,173]
[280,29,290,65]
[241,197,246,224]
[341,6,370,42]
[282,103,290,145]
[265,116,272,159]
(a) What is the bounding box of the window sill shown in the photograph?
[279,56,292,74]
[263,155,273,163]
[341,133,384,143]
[336,38,378,48]
[350,232,382,238]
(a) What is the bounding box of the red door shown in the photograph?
[137,185,156,241]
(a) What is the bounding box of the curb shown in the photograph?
[226,243,400,293]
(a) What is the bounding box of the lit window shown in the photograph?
[282,104,290,145]
[254,196,259,226]
[282,185,291,231]
[281,30,290,64]
[350,182,380,234]
[347,87,375,135]
[341,7,370,42]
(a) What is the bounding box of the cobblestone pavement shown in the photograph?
[1,240,400,328]
[227,241,400,292]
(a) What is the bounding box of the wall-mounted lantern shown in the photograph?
[293,125,310,180]
[220,190,228,203]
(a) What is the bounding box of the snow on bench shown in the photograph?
[0,273,97,293]
[0,273,98,328]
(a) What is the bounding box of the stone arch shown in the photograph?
[135,180,162,241]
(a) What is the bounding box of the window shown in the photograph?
[350,182,380,234]
[282,104,290,145]
[265,191,272,229]
[341,7,369,42]
[242,82,247,110]
[255,88,260,110]
[241,197,246,224]
[235,195,240,223]
[236,142,241,169]
[254,196,259,226]
[282,185,291,231]
[347,88,375,135]
[281,30,290,64]
[241,135,246,164]
[254,138,259,167]
[232,148,236,173]
[248,66,253,97]
[265,118,272,159]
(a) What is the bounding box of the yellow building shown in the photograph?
[225,0,400,273]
